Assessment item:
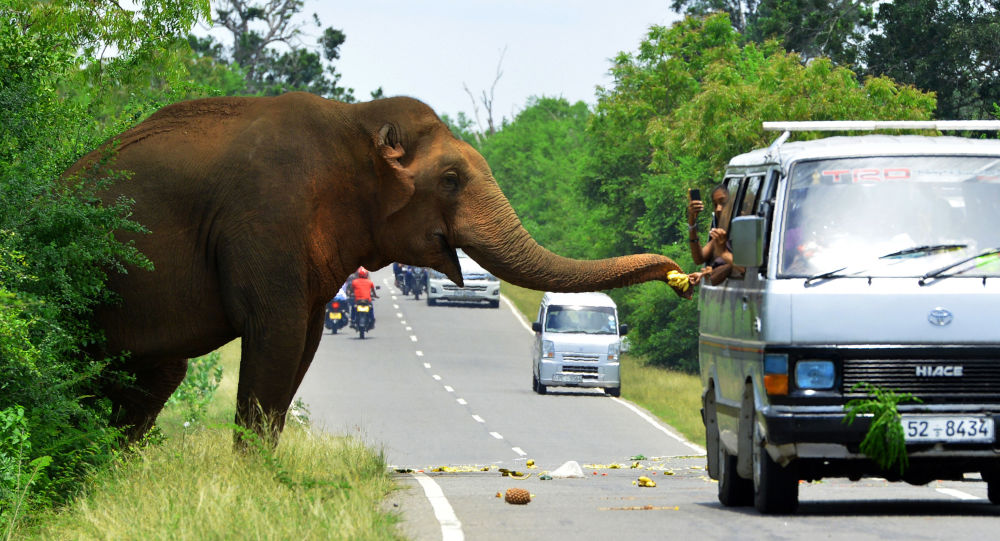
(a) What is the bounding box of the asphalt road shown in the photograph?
[297,267,1000,541]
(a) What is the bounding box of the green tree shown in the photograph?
[0,0,209,521]
[671,0,876,65]
[478,97,596,257]
[587,14,934,370]
[211,0,357,100]
[745,0,875,65]
[863,0,1000,120]
[441,112,482,148]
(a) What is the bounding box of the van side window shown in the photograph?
[739,176,763,218]
[757,170,780,273]
[717,177,741,233]
[724,175,757,281]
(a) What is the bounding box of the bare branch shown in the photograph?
[462,82,484,146]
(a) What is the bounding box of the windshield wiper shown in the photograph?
[804,266,849,286]
[879,243,968,260]
[919,247,1000,286]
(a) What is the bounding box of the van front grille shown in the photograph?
[842,359,1000,401]
[563,353,601,363]
[563,365,599,374]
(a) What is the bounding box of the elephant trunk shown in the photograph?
[456,181,686,295]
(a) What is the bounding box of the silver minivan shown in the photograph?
[699,122,1000,513]
[531,292,628,397]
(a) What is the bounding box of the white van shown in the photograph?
[699,121,1000,513]
[531,292,628,397]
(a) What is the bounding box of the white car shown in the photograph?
[426,250,501,307]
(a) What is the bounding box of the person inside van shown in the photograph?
[687,183,735,285]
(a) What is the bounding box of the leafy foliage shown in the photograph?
[844,382,921,474]
[165,352,224,426]
[670,0,876,64]
[208,0,358,100]
[0,0,210,523]
[863,0,1000,120]
[479,97,597,257]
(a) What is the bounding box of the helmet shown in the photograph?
[357,266,369,278]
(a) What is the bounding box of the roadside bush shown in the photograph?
[165,352,224,426]
[0,0,210,527]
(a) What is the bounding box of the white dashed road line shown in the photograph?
[936,487,980,500]
[456,398,467,405]
[489,432,504,440]
[444,385,454,393]
[471,415,485,423]
[511,447,527,456]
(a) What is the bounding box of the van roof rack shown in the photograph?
[763,120,1000,131]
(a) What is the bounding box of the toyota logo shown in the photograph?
[928,307,953,327]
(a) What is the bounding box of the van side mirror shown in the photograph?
[531,322,542,333]
[731,215,765,267]
[619,324,629,336]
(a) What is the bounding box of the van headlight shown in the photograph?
[542,340,555,359]
[795,360,835,390]
[607,342,620,361]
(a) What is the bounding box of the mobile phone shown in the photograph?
[689,188,701,201]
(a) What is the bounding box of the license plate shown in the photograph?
[901,415,994,443]
[329,312,341,320]
[357,305,370,312]
[553,373,582,384]
[456,289,475,296]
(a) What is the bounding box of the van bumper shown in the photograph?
[763,409,1000,464]
[538,360,620,388]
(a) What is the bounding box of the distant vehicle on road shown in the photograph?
[531,291,627,397]
[699,121,1000,514]
[426,249,501,307]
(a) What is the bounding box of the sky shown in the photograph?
[205,2,681,127]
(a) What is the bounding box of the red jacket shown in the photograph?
[351,277,377,302]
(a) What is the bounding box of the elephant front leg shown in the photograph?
[234,323,317,446]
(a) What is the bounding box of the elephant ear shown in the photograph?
[373,123,415,219]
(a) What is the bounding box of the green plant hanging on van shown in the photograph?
[844,382,921,475]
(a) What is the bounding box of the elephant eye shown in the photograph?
[442,171,460,190]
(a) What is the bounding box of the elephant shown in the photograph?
[66,92,688,443]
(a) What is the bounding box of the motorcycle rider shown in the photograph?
[350,266,378,329]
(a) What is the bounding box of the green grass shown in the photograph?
[502,281,705,447]
[21,340,402,540]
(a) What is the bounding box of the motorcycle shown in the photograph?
[324,298,350,334]
[406,267,426,300]
[395,264,410,295]
[352,299,374,339]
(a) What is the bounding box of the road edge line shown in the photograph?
[611,397,706,455]
[411,472,465,541]
[500,294,533,333]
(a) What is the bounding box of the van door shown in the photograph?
[700,172,776,455]
[699,176,744,448]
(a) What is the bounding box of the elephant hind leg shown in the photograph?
[108,358,189,441]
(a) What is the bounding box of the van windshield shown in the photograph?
[545,305,617,334]
[779,156,1000,278]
